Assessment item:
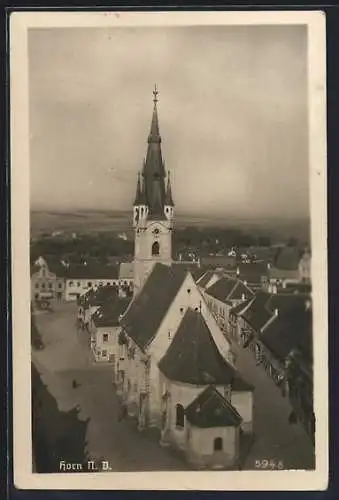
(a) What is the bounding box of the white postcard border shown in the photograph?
[10,10,328,491]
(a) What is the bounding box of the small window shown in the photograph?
[180,307,184,314]
[88,282,92,287]
[48,283,53,289]
[102,349,107,357]
[35,283,39,289]
[214,437,223,451]
[152,241,160,256]
[77,282,81,287]
[41,283,46,289]
[175,404,185,428]
[103,333,109,343]
[58,283,62,289]
[187,289,191,294]
[69,281,74,287]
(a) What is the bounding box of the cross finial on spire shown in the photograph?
[153,84,159,105]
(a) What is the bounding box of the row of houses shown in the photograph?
[31,257,134,302]
[196,269,314,442]
[30,245,311,304]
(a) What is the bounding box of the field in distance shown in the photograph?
[30,209,310,243]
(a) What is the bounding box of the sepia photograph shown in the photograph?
[10,11,327,491]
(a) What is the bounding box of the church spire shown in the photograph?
[143,85,166,219]
[165,171,174,207]
[134,172,142,205]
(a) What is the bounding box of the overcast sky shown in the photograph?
[29,25,308,219]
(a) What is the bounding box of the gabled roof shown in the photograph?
[93,298,131,327]
[185,386,242,428]
[191,266,209,282]
[229,281,254,301]
[241,291,311,344]
[260,305,312,362]
[197,270,221,289]
[159,308,252,389]
[120,263,187,351]
[31,256,67,278]
[266,293,309,314]
[229,298,252,317]
[119,262,134,280]
[205,278,237,303]
[205,278,253,304]
[241,291,272,332]
[237,262,268,283]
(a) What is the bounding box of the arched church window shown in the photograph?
[152,241,160,256]
[175,404,185,428]
[214,437,223,451]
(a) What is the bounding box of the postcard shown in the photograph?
[10,10,328,491]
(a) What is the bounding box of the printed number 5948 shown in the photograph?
[255,460,284,470]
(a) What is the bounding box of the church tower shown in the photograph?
[133,86,175,295]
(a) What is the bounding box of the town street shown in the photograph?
[231,340,315,470]
[33,301,188,471]
[33,301,315,472]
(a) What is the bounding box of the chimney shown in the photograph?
[241,293,245,301]
[244,280,247,286]
[236,267,240,277]
[267,262,271,270]
[272,285,277,295]
[274,308,278,316]
[305,299,311,310]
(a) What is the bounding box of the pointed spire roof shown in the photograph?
[133,172,142,205]
[165,171,174,207]
[142,85,166,218]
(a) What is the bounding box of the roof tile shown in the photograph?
[120,263,187,351]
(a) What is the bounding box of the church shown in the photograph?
[117,87,254,469]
